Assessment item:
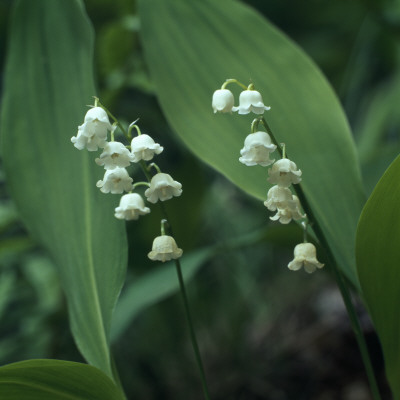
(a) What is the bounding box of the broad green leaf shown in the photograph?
[138,0,365,287]
[0,359,124,400]
[0,0,127,377]
[356,154,400,398]
[111,247,215,341]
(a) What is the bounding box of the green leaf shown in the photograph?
[356,154,400,398]
[0,0,127,377]
[111,247,214,341]
[0,359,124,400]
[138,0,365,287]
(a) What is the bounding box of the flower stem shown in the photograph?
[173,256,211,400]
[138,161,211,400]
[261,117,382,400]
[221,78,248,90]
[98,101,129,140]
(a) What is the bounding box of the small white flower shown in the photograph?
[268,158,302,187]
[71,107,112,151]
[130,134,163,162]
[114,193,150,220]
[239,131,277,166]
[145,173,182,203]
[71,124,108,151]
[96,167,133,194]
[82,107,113,137]
[212,89,234,113]
[95,142,133,170]
[264,185,293,211]
[233,90,271,115]
[148,235,183,262]
[270,195,305,224]
[288,242,324,273]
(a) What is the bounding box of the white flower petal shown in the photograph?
[144,173,182,203]
[287,243,324,273]
[130,134,163,162]
[239,131,276,167]
[268,158,302,187]
[96,167,133,194]
[95,141,133,169]
[233,90,270,115]
[148,235,183,262]
[212,89,234,113]
[114,193,150,220]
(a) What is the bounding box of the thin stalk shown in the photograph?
[139,160,211,400]
[173,257,211,400]
[261,117,382,400]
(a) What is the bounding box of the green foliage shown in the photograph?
[138,0,365,288]
[111,247,214,341]
[0,0,127,378]
[0,359,124,400]
[356,154,400,398]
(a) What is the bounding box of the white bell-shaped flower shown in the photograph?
[114,193,150,220]
[96,167,133,194]
[268,158,302,187]
[233,90,271,115]
[82,107,113,138]
[130,134,163,162]
[148,235,183,262]
[270,195,305,224]
[145,173,182,203]
[71,124,108,151]
[95,141,133,170]
[212,89,234,113]
[71,107,112,151]
[288,242,324,273]
[264,185,293,211]
[239,131,277,166]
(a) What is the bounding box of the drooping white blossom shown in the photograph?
[264,185,293,211]
[130,134,163,162]
[145,173,182,203]
[268,158,302,187]
[82,107,113,138]
[239,131,277,166]
[114,193,150,220]
[212,89,235,113]
[148,235,183,262]
[71,107,112,151]
[233,90,270,115]
[96,167,133,194]
[95,141,133,170]
[288,242,324,273]
[270,195,305,224]
[71,124,108,151]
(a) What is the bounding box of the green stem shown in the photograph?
[331,259,382,400]
[139,161,211,400]
[261,117,382,400]
[128,120,141,140]
[221,78,248,90]
[173,257,211,400]
[98,101,129,140]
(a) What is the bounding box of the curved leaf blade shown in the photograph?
[0,359,124,400]
[111,247,214,341]
[138,0,365,287]
[0,0,127,377]
[356,154,400,397]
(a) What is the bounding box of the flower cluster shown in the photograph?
[72,100,183,262]
[212,79,324,273]
[212,83,270,115]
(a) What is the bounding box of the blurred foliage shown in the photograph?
[0,0,399,398]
